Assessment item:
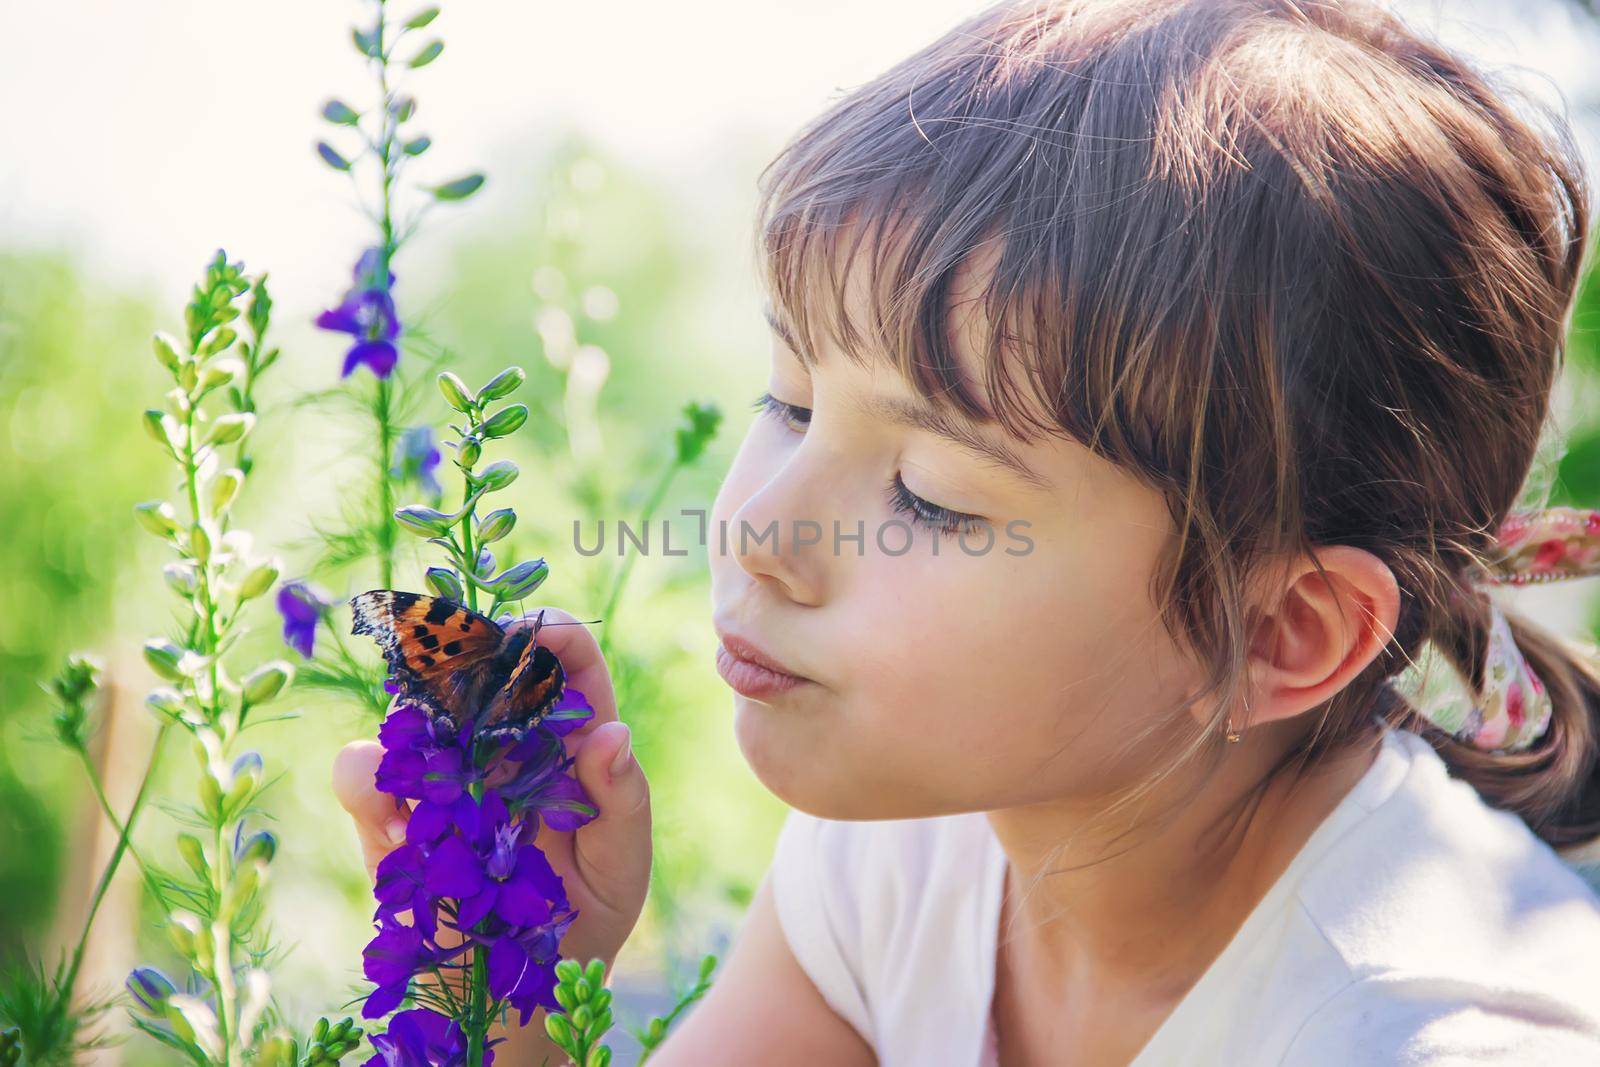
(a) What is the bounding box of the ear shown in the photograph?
[1238,545,1400,731]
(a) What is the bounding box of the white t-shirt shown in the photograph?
[769,723,1600,1065]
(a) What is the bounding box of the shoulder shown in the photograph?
[1279,973,1600,1065]
[1283,728,1600,1062]
[767,808,998,1047]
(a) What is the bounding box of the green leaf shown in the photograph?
[321,99,361,125]
[409,40,444,68]
[428,173,485,201]
[316,141,352,171]
[402,135,432,157]
[352,26,382,58]
[405,7,441,29]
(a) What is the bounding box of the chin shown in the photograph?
[732,697,908,825]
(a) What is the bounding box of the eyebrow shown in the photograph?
[762,303,1053,492]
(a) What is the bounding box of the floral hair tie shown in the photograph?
[1390,506,1600,754]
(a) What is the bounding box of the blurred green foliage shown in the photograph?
[0,253,169,954]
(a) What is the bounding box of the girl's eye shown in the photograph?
[753,392,987,539]
[887,473,989,539]
[753,391,811,432]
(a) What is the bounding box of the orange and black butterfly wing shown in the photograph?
[481,624,566,736]
[350,590,505,722]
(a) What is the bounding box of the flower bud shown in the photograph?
[555,958,583,985]
[162,561,199,596]
[227,860,262,916]
[179,360,199,393]
[177,833,209,879]
[584,958,606,988]
[190,522,212,562]
[477,365,526,402]
[153,332,183,371]
[168,994,223,1060]
[437,371,474,412]
[242,662,293,706]
[126,968,177,1017]
[591,1046,613,1067]
[544,1012,573,1046]
[222,756,261,818]
[457,436,482,468]
[134,500,180,539]
[424,567,465,601]
[142,410,181,454]
[206,412,255,446]
[166,910,206,959]
[490,559,548,600]
[476,508,516,544]
[199,327,237,357]
[481,403,529,439]
[145,687,186,721]
[237,558,281,601]
[236,829,278,865]
[477,460,519,492]
[199,768,224,818]
[143,639,186,681]
[475,548,495,579]
[198,356,242,389]
[395,505,455,537]
[207,468,245,515]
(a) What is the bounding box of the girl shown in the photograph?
[335,0,1600,1062]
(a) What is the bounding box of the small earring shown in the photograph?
[1224,715,1243,744]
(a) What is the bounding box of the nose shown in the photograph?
[723,450,838,608]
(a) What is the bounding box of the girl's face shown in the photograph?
[708,259,1211,821]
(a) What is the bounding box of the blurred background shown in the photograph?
[3,1,1600,1063]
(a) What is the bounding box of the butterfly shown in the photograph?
[350,590,570,739]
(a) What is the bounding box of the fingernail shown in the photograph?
[608,723,634,779]
[384,819,408,847]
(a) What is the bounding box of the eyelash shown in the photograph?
[751,392,989,538]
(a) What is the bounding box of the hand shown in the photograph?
[332,606,653,974]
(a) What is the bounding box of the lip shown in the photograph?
[713,628,812,700]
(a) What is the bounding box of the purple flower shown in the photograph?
[276,580,330,659]
[365,1008,493,1067]
[500,730,598,831]
[373,843,440,941]
[376,705,473,805]
[318,247,401,379]
[488,910,578,1025]
[362,922,438,1018]
[394,426,443,498]
[543,686,596,737]
[362,699,583,1039]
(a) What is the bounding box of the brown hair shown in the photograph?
[754,0,1600,852]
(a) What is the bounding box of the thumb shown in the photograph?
[568,720,652,922]
[332,740,411,881]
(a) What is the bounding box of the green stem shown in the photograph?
[464,779,489,1067]
[372,0,400,592]
[598,458,684,659]
[376,376,396,589]
[59,722,172,1003]
[75,748,167,914]
[211,812,238,1066]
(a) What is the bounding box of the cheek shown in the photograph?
[825,534,1201,810]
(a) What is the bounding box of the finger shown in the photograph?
[332,740,410,879]
[504,606,618,733]
[566,720,652,922]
